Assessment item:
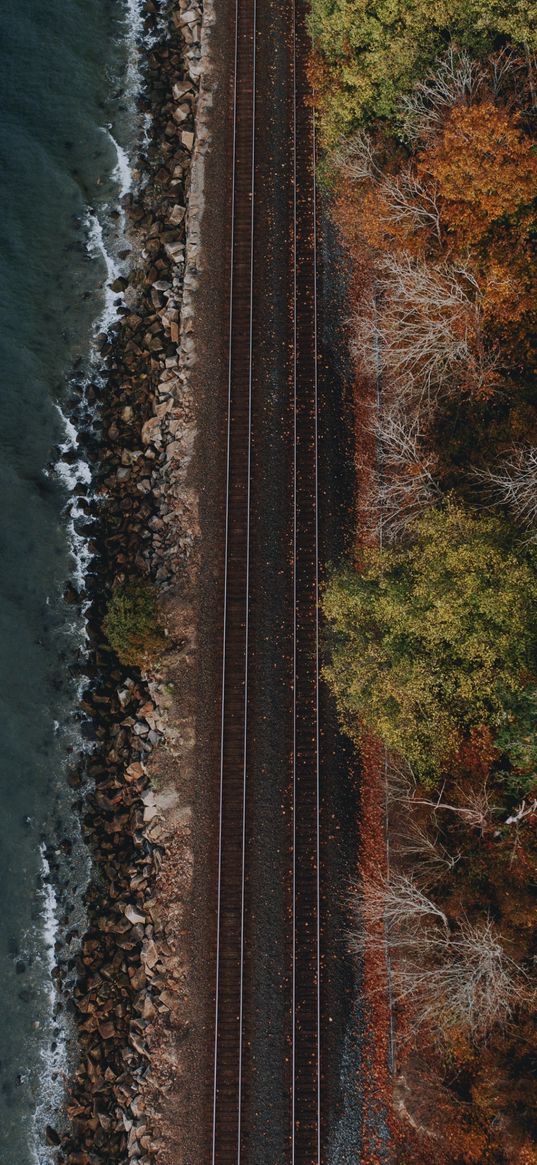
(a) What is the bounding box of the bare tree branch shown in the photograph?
[505,797,537,826]
[393,918,531,1038]
[370,399,440,540]
[407,781,499,835]
[489,45,528,100]
[349,872,449,955]
[476,446,537,534]
[380,170,443,244]
[332,128,380,183]
[352,255,500,403]
[350,873,531,1038]
[399,48,485,144]
[385,754,418,806]
[525,45,537,110]
[395,822,461,884]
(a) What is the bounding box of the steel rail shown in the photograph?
[237,0,257,1149]
[211,0,239,1151]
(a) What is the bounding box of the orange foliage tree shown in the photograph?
[334,92,537,372]
[417,101,537,248]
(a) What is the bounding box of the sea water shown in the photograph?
[0,1,145,1159]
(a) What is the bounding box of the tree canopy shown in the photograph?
[309,0,537,142]
[323,505,537,781]
[417,102,537,247]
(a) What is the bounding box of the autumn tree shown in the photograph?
[394,917,530,1039]
[336,53,537,352]
[399,45,530,144]
[323,504,537,781]
[399,47,486,144]
[349,876,530,1037]
[372,400,440,542]
[416,100,537,247]
[396,821,461,883]
[350,872,449,952]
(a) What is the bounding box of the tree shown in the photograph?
[372,400,440,542]
[103,578,164,668]
[417,101,537,246]
[477,446,537,533]
[308,0,537,143]
[399,46,529,144]
[406,781,499,834]
[399,47,486,144]
[323,504,537,781]
[349,876,530,1038]
[394,917,531,1039]
[349,872,449,952]
[352,255,500,402]
[380,171,443,247]
[332,128,380,183]
[396,821,461,883]
[496,686,537,796]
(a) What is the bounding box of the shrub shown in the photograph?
[103,579,164,668]
[323,504,537,781]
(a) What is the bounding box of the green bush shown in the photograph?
[323,504,537,782]
[103,579,164,668]
[309,0,537,143]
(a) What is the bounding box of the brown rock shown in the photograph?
[97,1022,116,1041]
[169,203,186,225]
[124,905,146,926]
[125,762,145,783]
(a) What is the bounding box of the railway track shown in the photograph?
[212,0,320,1160]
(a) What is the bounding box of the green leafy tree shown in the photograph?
[323,505,537,781]
[309,0,537,142]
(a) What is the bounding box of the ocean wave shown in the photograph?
[84,208,123,333]
[53,403,94,593]
[59,127,134,596]
[122,0,166,109]
[107,127,133,199]
[123,0,145,104]
[30,849,69,1165]
[104,125,134,244]
[52,47,141,607]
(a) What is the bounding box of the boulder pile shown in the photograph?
[57,0,206,1160]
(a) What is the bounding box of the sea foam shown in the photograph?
[30,848,69,1165]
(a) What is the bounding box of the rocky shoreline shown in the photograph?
[55,1,210,1161]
